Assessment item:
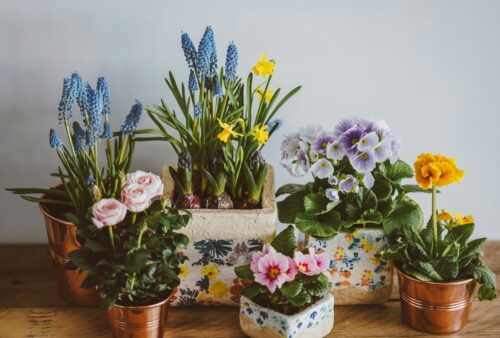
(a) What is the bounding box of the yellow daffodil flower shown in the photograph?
[252,125,269,145]
[252,54,275,78]
[217,118,243,143]
[257,88,273,103]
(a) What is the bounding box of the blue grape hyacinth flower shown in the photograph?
[97,76,111,116]
[121,100,143,135]
[49,129,63,150]
[225,42,238,81]
[188,70,198,91]
[197,26,214,76]
[181,32,197,69]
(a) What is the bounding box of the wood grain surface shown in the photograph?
[0,243,498,337]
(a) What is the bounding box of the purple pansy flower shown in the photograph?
[339,175,358,193]
[334,119,356,137]
[326,140,346,160]
[325,188,339,202]
[299,125,323,143]
[328,176,339,186]
[339,126,365,156]
[363,173,375,189]
[311,132,335,155]
[310,159,334,179]
[350,150,376,173]
[357,132,379,152]
[296,149,309,174]
[373,137,391,162]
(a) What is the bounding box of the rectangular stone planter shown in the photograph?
[163,165,277,306]
[239,294,334,338]
[307,228,393,305]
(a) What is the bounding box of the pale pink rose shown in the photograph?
[294,250,321,276]
[126,170,164,199]
[253,250,297,293]
[91,198,127,228]
[121,183,151,212]
[308,247,331,277]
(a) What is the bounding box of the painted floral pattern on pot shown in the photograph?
[170,239,263,306]
[307,228,393,304]
[239,294,334,338]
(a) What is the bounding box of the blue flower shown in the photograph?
[76,77,88,117]
[97,76,111,116]
[213,75,222,97]
[197,26,214,76]
[267,119,282,132]
[101,121,113,139]
[181,32,197,69]
[121,100,142,135]
[87,176,96,186]
[188,70,198,91]
[57,73,80,122]
[194,103,202,118]
[49,129,63,150]
[85,128,95,147]
[86,84,104,134]
[72,121,85,151]
[224,42,238,81]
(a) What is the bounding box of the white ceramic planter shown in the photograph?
[163,165,277,306]
[307,228,393,305]
[239,294,334,338]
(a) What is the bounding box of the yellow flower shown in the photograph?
[257,88,273,103]
[208,280,229,298]
[252,54,275,78]
[437,209,453,222]
[414,153,465,189]
[370,256,380,266]
[179,265,189,277]
[196,291,212,303]
[201,264,220,280]
[456,212,475,225]
[252,125,269,145]
[217,118,243,143]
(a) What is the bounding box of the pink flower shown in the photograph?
[126,170,164,199]
[294,250,322,276]
[91,198,127,228]
[308,247,331,277]
[250,245,275,273]
[252,249,297,293]
[121,183,151,212]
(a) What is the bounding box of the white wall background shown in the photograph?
[1,0,499,243]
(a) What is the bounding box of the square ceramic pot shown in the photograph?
[239,294,334,338]
[163,165,277,306]
[307,228,393,305]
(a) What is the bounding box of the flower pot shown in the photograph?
[107,296,170,338]
[396,267,476,334]
[40,202,100,306]
[163,165,277,306]
[239,294,334,338]
[307,228,393,305]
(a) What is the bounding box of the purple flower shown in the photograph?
[296,149,309,174]
[339,175,358,193]
[339,126,365,156]
[373,137,391,162]
[389,137,400,163]
[325,188,339,202]
[311,133,335,155]
[310,159,334,179]
[326,140,346,160]
[363,173,375,189]
[280,133,300,160]
[328,176,339,185]
[357,132,379,152]
[334,119,356,137]
[299,125,323,144]
[350,150,376,173]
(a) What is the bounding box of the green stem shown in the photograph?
[108,226,115,251]
[128,217,146,301]
[431,185,437,257]
[63,118,77,158]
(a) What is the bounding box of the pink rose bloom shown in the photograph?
[308,247,331,277]
[253,250,297,293]
[294,250,321,276]
[91,198,127,228]
[126,170,164,199]
[121,183,151,212]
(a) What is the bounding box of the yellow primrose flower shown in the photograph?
[201,264,220,280]
[252,125,269,145]
[217,118,243,143]
[437,209,453,222]
[456,212,475,225]
[179,265,189,277]
[252,54,275,78]
[414,153,465,189]
[208,280,229,298]
[257,88,273,103]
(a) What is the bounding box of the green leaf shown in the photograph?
[412,261,443,282]
[381,160,414,183]
[280,282,303,298]
[402,264,433,282]
[234,265,254,280]
[446,223,475,245]
[295,210,341,239]
[83,238,108,253]
[271,225,297,257]
[384,196,423,235]
[400,184,434,194]
[277,190,306,224]
[377,199,394,218]
[124,249,150,273]
[288,292,311,307]
[68,249,96,272]
[435,259,459,280]
[303,193,327,215]
[372,175,393,200]
[358,209,383,225]
[276,184,306,196]
[459,238,486,262]
[242,284,264,298]
[473,265,497,301]
[343,188,377,220]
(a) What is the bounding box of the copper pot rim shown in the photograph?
[396,266,474,286]
[111,294,172,310]
[38,184,75,226]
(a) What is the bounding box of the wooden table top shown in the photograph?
[0,243,498,337]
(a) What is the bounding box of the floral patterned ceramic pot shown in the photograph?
[163,165,277,306]
[239,294,334,338]
[307,228,393,305]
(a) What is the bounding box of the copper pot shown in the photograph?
[107,297,171,338]
[396,267,476,334]
[40,203,100,306]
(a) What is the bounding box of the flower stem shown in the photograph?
[128,218,147,301]
[431,185,437,257]
[108,226,115,251]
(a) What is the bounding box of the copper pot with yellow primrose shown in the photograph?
[107,296,171,338]
[40,202,100,306]
[396,267,476,334]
